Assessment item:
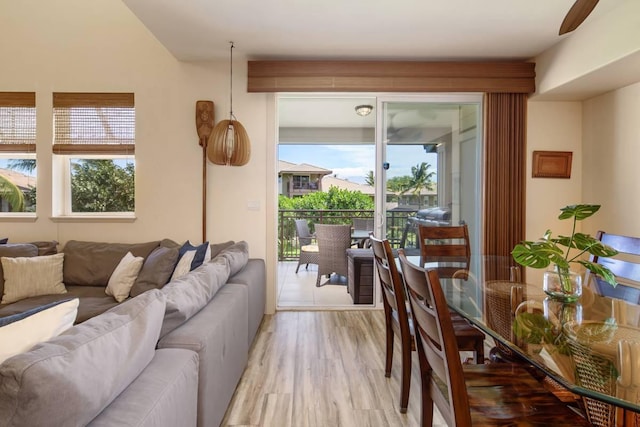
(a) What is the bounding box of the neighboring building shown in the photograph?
[278,160,332,197]
[321,174,374,197]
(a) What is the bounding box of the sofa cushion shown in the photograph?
[62,240,160,286]
[130,246,180,297]
[0,289,166,427]
[0,243,38,302]
[105,252,144,303]
[160,257,230,338]
[0,298,78,364]
[1,253,67,304]
[217,241,249,276]
[30,240,59,256]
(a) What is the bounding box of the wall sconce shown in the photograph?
[355,104,373,116]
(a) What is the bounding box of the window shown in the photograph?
[0,92,37,214]
[52,93,135,216]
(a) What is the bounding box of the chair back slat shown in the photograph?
[418,225,470,277]
[398,249,473,427]
[587,231,640,304]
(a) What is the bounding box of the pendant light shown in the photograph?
[208,42,251,166]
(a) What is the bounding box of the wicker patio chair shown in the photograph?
[314,224,352,287]
[294,219,319,273]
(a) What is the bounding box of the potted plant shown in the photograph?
[511,204,618,301]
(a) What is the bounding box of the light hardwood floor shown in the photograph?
[221,310,448,427]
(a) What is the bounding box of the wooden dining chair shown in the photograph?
[369,235,484,414]
[397,249,592,427]
[417,224,470,279]
[585,230,640,304]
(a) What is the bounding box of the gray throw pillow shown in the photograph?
[210,240,235,259]
[130,246,180,297]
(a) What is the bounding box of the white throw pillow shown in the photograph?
[1,253,67,304]
[105,252,145,303]
[170,250,196,281]
[0,298,79,364]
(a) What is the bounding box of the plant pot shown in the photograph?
[543,266,582,302]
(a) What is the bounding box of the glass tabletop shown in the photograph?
[401,254,640,413]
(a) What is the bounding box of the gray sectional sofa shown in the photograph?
[0,239,266,427]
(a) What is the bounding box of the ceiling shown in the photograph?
[122,0,624,62]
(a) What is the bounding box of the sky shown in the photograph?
[278,144,438,184]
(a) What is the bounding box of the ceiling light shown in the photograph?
[355,104,373,116]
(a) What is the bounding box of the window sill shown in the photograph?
[0,214,37,222]
[50,215,136,223]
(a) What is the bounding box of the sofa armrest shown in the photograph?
[226,258,266,345]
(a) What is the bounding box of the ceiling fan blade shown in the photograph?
[559,0,599,35]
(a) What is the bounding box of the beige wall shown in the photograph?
[582,82,640,236]
[1,0,272,307]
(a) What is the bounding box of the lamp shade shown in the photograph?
[207,119,251,166]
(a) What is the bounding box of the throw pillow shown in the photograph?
[178,240,210,270]
[105,252,145,303]
[209,240,234,259]
[1,253,66,305]
[0,238,7,244]
[29,240,59,256]
[0,243,39,304]
[0,298,79,364]
[170,250,196,281]
[130,246,180,297]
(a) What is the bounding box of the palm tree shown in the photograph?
[7,159,36,174]
[364,170,375,186]
[409,162,435,208]
[0,174,25,212]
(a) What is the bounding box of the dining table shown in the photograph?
[400,254,640,420]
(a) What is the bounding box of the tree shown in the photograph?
[409,162,435,208]
[7,159,36,174]
[364,170,375,186]
[0,175,25,212]
[71,160,135,212]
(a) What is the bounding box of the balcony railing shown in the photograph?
[278,209,419,261]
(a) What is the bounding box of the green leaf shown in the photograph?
[558,204,600,221]
[579,260,618,287]
[511,240,563,268]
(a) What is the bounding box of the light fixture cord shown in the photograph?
[229,41,235,121]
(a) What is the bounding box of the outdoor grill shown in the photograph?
[399,207,452,249]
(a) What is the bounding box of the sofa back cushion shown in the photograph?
[62,240,160,286]
[0,243,39,300]
[160,257,230,338]
[217,240,250,276]
[0,289,166,427]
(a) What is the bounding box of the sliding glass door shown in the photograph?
[375,95,483,256]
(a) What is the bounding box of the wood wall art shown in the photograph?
[532,151,573,179]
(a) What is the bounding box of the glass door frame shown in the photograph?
[372,94,484,308]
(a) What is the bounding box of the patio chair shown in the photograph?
[398,248,591,427]
[314,224,352,287]
[294,219,319,273]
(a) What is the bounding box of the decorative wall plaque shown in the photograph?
[532,151,573,179]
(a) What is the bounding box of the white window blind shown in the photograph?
[0,92,36,153]
[53,93,135,155]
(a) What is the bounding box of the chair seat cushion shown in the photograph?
[301,245,319,253]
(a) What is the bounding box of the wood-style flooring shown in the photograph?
[221,310,448,427]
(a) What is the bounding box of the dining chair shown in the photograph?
[369,235,484,414]
[397,249,592,427]
[314,224,352,287]
[417,224,470,279]
[293,219,319,273]
[585,231,640,304]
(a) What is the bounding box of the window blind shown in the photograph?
[53,93,135,155]
[0,92,36,153]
